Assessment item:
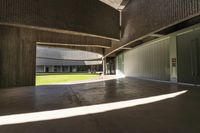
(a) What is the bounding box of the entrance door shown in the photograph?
[177,29,200,84]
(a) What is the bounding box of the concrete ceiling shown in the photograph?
[99,0,129,10]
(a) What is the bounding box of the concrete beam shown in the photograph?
[34,29,112,49]
[150,34,164,38]
[104,0,200,57]
[37,44,104,55]
[37,42,111,49]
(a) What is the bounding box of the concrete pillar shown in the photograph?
[44,66,46,72]
[169,35,178,82]
[61,66,63,73]
[102,58,107,75]
[0,25,36,88]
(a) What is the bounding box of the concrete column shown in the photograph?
[169,35,178,82]
[61,66,63,73]
[44,66,46,72]
[102,58,107,75]
[0,25,36,88]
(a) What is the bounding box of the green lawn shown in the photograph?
[36,73,99,86]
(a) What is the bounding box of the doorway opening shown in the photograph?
[35,45,103,86]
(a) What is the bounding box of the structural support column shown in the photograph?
[169,35,178,82]
[44,66,46,73]
[0,25,36,88]
[102,58,107,75]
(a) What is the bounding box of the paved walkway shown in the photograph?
[0,78,199,133]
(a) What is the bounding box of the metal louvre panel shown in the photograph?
[124,38,170,81]
[177,29,200,84]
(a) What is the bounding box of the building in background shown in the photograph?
[36,46,103,73]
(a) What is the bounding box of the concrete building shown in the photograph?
[36,46,103,73]
[0,0,200,133]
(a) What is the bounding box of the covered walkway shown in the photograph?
[0,78,199,133]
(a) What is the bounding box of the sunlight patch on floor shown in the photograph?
[0,90,187,126]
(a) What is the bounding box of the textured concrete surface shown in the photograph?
[0,0,120,39]
[0,24,110,88]
[105,0,200,56]
[0,78,199,133]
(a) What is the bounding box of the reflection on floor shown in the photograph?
[0,78,199,133]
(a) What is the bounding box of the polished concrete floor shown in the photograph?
[0,78,199,133]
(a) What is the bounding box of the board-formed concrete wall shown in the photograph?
[105,0,200,56]
[0,24,109,88]
[0,25,36,88]
[0,0,120,39]
[121,0,200,44]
